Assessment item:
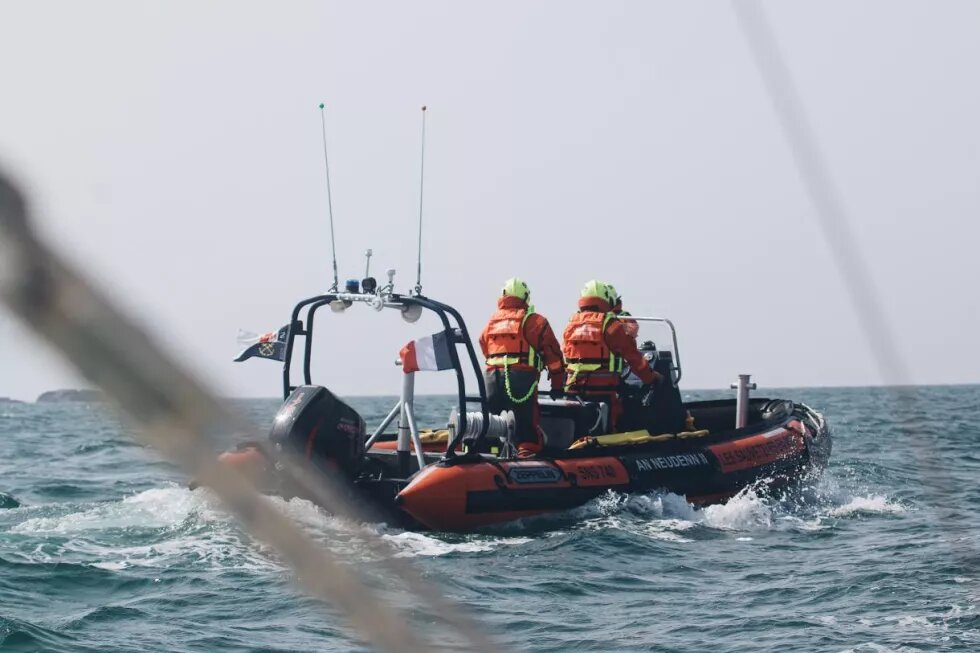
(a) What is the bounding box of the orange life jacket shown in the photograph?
[562,310,619,390]
[484,307,539,370]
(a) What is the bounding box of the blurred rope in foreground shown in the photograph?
[733,0,976,566]
[0,173,497,652]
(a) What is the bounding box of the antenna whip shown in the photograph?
[319,103,339,292]
[414,105,427,295]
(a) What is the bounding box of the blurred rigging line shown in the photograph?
[732,1,976,563]
[731,1,906,384]
[0,172,497,653]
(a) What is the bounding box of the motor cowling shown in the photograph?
[269,385,366,475]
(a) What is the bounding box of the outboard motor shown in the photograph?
[269,385,366,476]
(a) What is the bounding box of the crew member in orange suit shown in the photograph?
[563,280,662,432]
[480,278,566,458]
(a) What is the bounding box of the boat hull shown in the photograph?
[394,406,829,531]
[212,400,829,532]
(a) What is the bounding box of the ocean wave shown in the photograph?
[699,489,776,530]
[267,494,537,559]
[10,486,225,535]
[492,486,780,538]
[3,470,913,577]
[5,486,268,572]
[828,495,907,517]
[0,614,78,652]
[2,387,978,652]
[381,530,533,557]
[5,484,535,574]
[63,605,147,628]
[481,469,912,545]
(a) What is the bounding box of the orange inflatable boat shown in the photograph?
[216,286,830,532]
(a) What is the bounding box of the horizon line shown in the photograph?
[5,380,979,404]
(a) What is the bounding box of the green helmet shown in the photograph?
[580,279,614,305]
[607,284,623,311]
[607,284,620,304]
[501,277,530,302]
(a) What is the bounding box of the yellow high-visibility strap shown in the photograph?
[503,357,537,404]
[521,306,542,371]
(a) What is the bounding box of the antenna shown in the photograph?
[319,103,339,292]
[414,105,427,295]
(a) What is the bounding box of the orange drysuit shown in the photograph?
[562,297,660,431]
[480,296,566,452]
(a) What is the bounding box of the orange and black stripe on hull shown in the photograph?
[396,418,821,531]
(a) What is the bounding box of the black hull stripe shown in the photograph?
[463,454,813,516]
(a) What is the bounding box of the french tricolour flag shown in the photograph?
[400,331,453,373]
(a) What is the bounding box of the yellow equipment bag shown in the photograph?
[568,430,673,450]
[419,429,450,444]
[567,428,711,449]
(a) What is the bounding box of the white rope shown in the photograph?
[452,410,514,440]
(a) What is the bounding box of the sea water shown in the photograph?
[1,386,978,652]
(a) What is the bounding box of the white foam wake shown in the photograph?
[828,495,906,517]
[11,486,224,535]
[4,474,910,570]
[506,475,911,542]
[564,487,778,536]
[382,531,532,557]
[7,485,535,570]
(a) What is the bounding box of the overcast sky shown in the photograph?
[1,1,978,401]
